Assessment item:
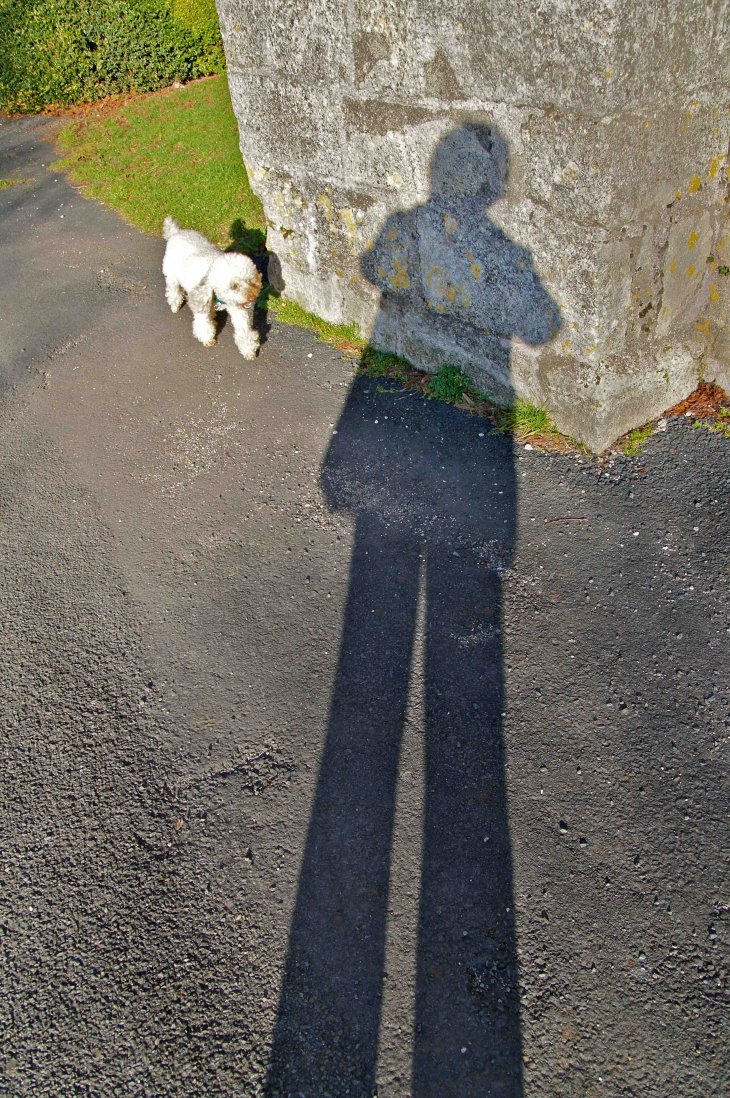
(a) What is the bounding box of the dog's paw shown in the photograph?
[166,286,185,313]
[192,317,217,347]
[236,338,260,360]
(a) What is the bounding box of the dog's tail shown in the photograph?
[163,216,182,241]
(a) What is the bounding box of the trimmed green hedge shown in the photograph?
[168,0,224,73]
[0,0,225,113]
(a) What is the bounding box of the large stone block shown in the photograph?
[217,0,730,449]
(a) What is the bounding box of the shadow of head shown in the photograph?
[430,122,509,203]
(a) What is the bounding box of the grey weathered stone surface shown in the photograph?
[218,0,730,450]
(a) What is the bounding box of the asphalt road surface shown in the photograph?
[1,115,729,1098]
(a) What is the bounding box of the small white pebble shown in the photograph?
[478,432,484,437]
[307,353,312,358]
[524,443,533,450]
[461,1047,467,1054]
[374,419,378,424]
[693,526,699,532]
[633,531,639,536]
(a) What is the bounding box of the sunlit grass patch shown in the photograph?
[493,400,559,441]
[55,75,265,250]
[266,295,365,351]
[0,178,30,189]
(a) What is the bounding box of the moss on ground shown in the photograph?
[617,423,655,456]
[693,407,730,438]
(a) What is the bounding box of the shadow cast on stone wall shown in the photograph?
[362,123,560,400]
[265,126,560,1098]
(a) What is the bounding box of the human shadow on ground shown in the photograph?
[265,124,560,1097]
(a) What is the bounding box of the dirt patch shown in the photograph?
[667,382,730,419]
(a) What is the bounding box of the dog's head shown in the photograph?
[209,253,263,309]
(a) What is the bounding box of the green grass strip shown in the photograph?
[266,295,364,349]
[55,75,265,250]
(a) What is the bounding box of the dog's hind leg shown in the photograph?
[165,278,185,313]
[228,305,260,360]
[189,285,217,347]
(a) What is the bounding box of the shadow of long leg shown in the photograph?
[265,517,421,1097]
[413,549,523,1098]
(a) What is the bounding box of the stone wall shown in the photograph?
[218,0,730,450]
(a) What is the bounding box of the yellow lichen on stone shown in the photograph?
[688,230,699,249]
[388,258,410,290]
[710,284,719,302]
[338,207,359,251]
[465,252,483,281]
[444,212,459,237]
[317,193,333,220]
[689,176,702,194]
[710,159,719,179]
[688,265,696,277]
[669,260,676,274]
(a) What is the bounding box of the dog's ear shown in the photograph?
[188,282,214,313]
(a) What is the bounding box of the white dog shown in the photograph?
[162,216,262,359]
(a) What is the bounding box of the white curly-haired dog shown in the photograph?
[162,216,262,359]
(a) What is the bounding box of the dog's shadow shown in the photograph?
[225,219,274,349]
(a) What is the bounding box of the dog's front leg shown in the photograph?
[228,304,260,360]
[165,277,185,313]
[188,285,217,347]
